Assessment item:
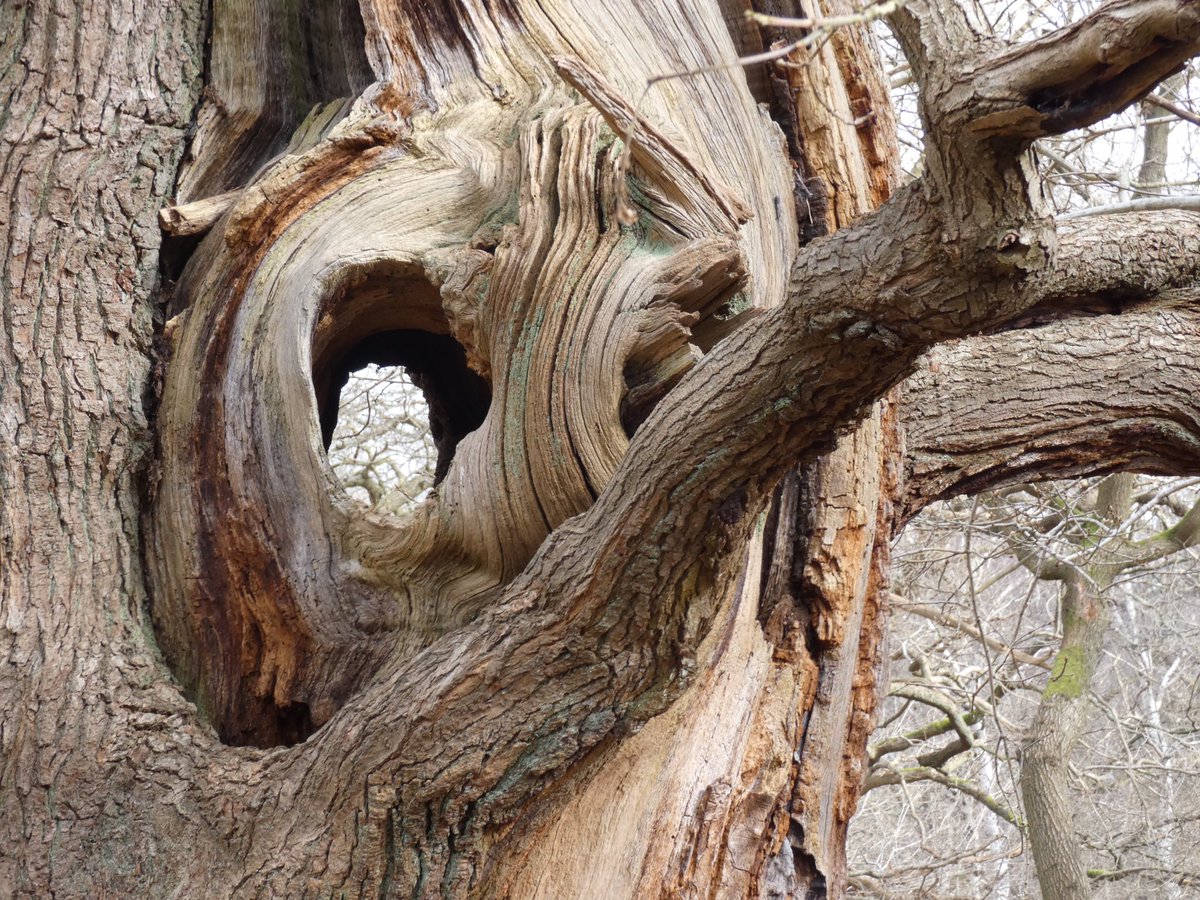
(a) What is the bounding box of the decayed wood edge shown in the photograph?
[173,0,374,202]
[768,4,902,889]
[785,406,894,893]
[150,136,436,745]
[552,55,753,228]
[158,189,241,237]
[149,0,805,749]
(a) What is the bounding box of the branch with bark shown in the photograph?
[5,0,1200,894]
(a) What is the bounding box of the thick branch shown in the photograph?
[898,212,1200,518]
[947,0,1200,140]
[899,297,1200,518]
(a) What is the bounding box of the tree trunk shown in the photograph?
[4,0,1200,896]
[1021,575,1110,900]
[1014,473,1200,899]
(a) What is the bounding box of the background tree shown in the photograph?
[850,477,1200,898]
[3,0,1200,898]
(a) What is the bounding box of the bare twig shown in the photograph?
[1144,93,1200,127]
[1059,194,1200,220]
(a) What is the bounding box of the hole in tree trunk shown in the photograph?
[312,264,491,504]
[321,334,490,508]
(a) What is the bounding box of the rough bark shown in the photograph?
[3,0,1200,897]
[900,291,1200,518]
[0,0,219,893]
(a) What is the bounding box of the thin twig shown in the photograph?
[1059,194,1200,220]
[1144,93,1200,127]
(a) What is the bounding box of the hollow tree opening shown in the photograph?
[13,0,1200,893]
[321,334,490,494]
[312,263,492,494]
[326,363,438,508]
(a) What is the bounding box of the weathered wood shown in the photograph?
[158,190,242,237]
[767,6,902,889]
[3,0,1200,895]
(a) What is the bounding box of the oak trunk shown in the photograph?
[4,0,1200,897]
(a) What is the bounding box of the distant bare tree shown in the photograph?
[850,477,1200,899]
[327,365,437,511]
